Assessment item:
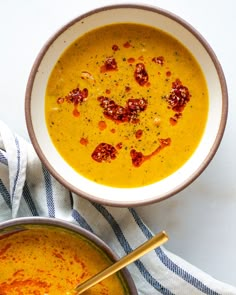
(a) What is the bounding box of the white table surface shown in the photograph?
[1,0,236,287]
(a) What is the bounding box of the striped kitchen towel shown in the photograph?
[0,119,235,295]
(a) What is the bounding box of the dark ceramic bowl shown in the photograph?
[0,217,137,294]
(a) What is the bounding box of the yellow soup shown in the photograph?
[0,226,129,295]
[45,23,208,187]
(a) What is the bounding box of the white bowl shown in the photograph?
[25,4,227,206]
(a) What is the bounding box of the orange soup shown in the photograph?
[0,226,129,295]
[45,23,208,187]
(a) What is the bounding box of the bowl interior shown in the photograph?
[26,4,227,206]
[0,217,137,294]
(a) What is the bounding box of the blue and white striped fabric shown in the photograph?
[0,119,235,295]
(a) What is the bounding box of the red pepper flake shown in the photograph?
[138,56,144,61]
[166,79,191,112]
[110,128,116,133]
[135,129,143,139]
[134,63,149,86]
[170,112,182,126]
[152,56,164,65]
[98,120,107,131]
[100,57,118,73]
[127,57,135,63]
[91,143,117,163]
[98,96,148,124]
[66,88,88,105]
[125,86,131,92]
[166,71,171,77]
[57,87,88,117]
[112,44,119,51]
[80,137,88,146]
[130,150,143,167]
[98,96,126,123]
[57,87,88,105]
[130,138,171,167]
[106,89,111,94]
[170,117,177,126]
[123,41,131,48]
[116,142,123,149]
[127,98,147,113]
[57,97,64,104]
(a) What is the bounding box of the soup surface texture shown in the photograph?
[45,23,208,187]
[0,226,129,295]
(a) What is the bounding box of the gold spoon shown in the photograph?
[73,231,168,294]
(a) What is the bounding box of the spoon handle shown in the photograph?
[74,231,168,294]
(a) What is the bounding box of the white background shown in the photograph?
[0,0,235,287]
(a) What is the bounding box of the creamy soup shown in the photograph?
[0,226,129,295]
[45,23,208,187]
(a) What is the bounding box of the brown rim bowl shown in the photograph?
[25,4,228,206]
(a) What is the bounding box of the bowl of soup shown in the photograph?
[25,4,228,206]
[0,217,137,295]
